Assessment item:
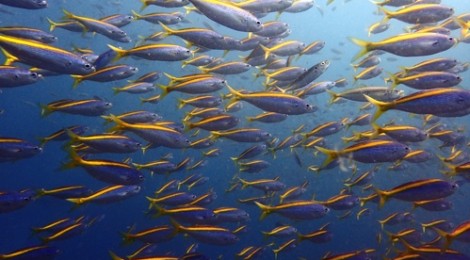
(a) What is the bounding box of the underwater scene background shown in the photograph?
[1,0,470,259]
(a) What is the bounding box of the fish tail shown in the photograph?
[131,163,143,170]
[373,187,388,209]
[158,21,175,37]
[66,198,83,205]
[106,114,126,131]
[385,72,399,89]
[253,201,271,220]
[139,0,148,11]
[209,131,221,141]
[326,89,339,104]
[169,218,184,234]
[431,227,453,251]
[454,17,469,36]
[177,99,186,109]
[440,162,457,176]
[260,45,271,60]
[349,37,371,62]
[314,146,338,168]
[120,232,135,246]
[376,6,391,22]
[107,44,126,61]
[163,72,178,84]
[112,87,121,95]
[130,10,142,20]
[62,9,75,20]
[109,251,125,260]
[158,84,170,98]
[363,95,391,122]
[70,75,83,89]
[46,18,58,31]
[65,129,80,143]
[226,83,242,99]
[39,104,53,117]
[370,122,381,139]
[237,178,249,189]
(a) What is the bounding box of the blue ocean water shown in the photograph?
[1,0,470,259]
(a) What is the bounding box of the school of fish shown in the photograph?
[1,0,470,259]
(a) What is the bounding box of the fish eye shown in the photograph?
[324,207,330,213]
[14,74,20,79]
[31,72,39,78]
[256,21,261,25]
[448,37,454,41]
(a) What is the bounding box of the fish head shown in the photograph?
[71,60,95,75]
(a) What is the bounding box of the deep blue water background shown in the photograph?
[1,0,470,259]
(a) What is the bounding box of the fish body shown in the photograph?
[351,33,456,61]
[188,0,263,32]
[0,34,94,75]
[63,9,130,42]
[380,4,454,24]
[66,185,141,205]
[365,88,470,121]
[0,26,57,43]
[0,66,42,88]
[375,178,458,207]
[0,0,47,9]
[0,189,35,213]
[226,84,315,115]
[0,137,42,161]
[108,43,191,61]
[316,140,410,165]
[64,151,144,185]
[287,60,330,90]
[211,128,272,143]
[41,99,112,117]
[254,200,330,220]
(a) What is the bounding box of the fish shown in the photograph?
[211,128,272,143]
[171,219,239,245]
[0,26,57,43]
[379,4,454,24]
[327,86,403,104]
[400,57,458,74]
[350,32,456,61]
[66,185,141,205]
[0,137,42,161]
[108,115,191,148]
[62,150,144,185]
[121,225,175,244]
[107,43,192,61]
[187,0,263,32]
[70,64,138,88]
[315,140,410,166]
[374,178,458,207]
[287,60,330,90]
[238,177,285,192]
[62,9,131,42]
[226,84,315,115]
[0,34,95,75]
[0,189,35,213]
[254,200,330,220]
[40,98,112,117]
[365,88,470,121]
[0,0,47,9]
[0,246,59,259]
[386,71,462,90]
